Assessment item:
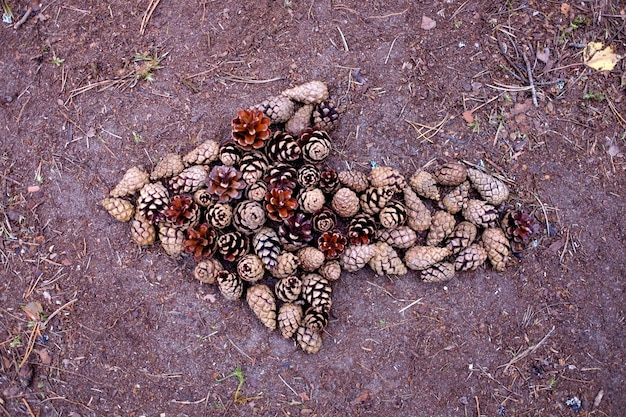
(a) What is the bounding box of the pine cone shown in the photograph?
[285,104,314,136]
[454,244,487,271]
[421,262,455,283]
[426,210,456,246]
[169,165,208,194]
[433,162,467,186]
[312,100,339,132]
[239,151,269,186]
[331,187,360,218]
[441,181,470,214]
[217,271,243,301]
[206,165,246,203]
[137,183,169,224]
[183,223,217,260]
[375,226,417,249]
[251,95,295,124]
[297,246,326,272]
[194,258,224,284]
[281,81,329,104]
[340,244,376,272]
[369,166,405,191]
[379,201,407,229]
[232,109,271,150]
[265,188,298,221]
[462,199,498,228]
[467,167,509,205]
[265,131,302,163]
[445,221,478,255]
[269,252,300,279]
[219,142,242,166]
[403,186,431,232]
[311,207,337,233]
[217,231,249,262]
[337,170,369,193]
[193,189,213,208]
[278,303,302,339]
[297,188,325,213]
[130,214,156,246]
[409,170,440,201]
[265,163,298,190]
[233,200,267,235]
[207,203,233,229]
[303,306,329,332]
[252,227,281,270]
[368,242,408,276]
[360,186,395,215]
[502,210,535,249]
[318,260,341,281]
[299,129,332,164]
[101,197,135,222]
[297,164,321,189]
[246,181,268,202]
[301,273,332,313]
[274,276,302,303]
[159,224,186,257]
[237,254,265,282]
[183,139,221,166]
[347,213,377,245]
[246,284,277,330]
[481,228,510,272]
[110,166,149,198]
[278,213,313,250]
[318,230,347,259]
[319,168,340,194]
[296,325,323,354]
[404,246,451,271]
[151,153,184,181]
[163,194,200,229]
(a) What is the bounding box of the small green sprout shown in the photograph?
[51,55,65,67]
[132,131,143,143]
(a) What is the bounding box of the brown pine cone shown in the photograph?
[110,166,149,198]
[269,252,300,279]
[239,151,269,186]
[331,187,360,218]
[375,226,417,249]
[462,199,498,228]
[252,227,281,270]
[441,181,470,214]
[347,213,377,245]
[163,194,200,229]
[369,166,405,191]
[299,130,332,164]
[297,164,321,189]
[297,188,325,213]
[278,303,302,339]
[379,201,407,229]
[285,104,314,136]
[368,242,408,276]
[217,231,249,262]
[454,244,487,271]
[312,100,339,131]
[232,109,271,150]
[317,230,347,260]
[296,325,323,354]
[403,186,431,232]
[219,142,242,166]
[217,271,243,301]
[101,197,135,222]
[237,254,265,282]
[481,228,510,272]
[467,167,510,205]
[251,95,295,124]
[183,223,217,260]
[265,131,302,163]
[207,203,233,229]
[340,244,376,272]
[159,224,186,258]
[194,258,224,284]
[297,247,326,272]
[183,139,221,166]
[246,181,268,202]
[151,153,185,181]
[274,276,302,303]
[233,200,267,235]
[426,210,456,246]
[169,165,208,194]
[421,262,455,283]
[301,273,332,313]
[337,170,369,193]
[207,165,246,203]
[432,162,467,186]
[281,81,329,104]
[278,213,313,251]
[130,214,156,246]
[303,306,329,332]
[136,183,169,224]
[319,168,340,194]
[318,260,341,281]
[311,207,337,233]
[246,284,277,329]
[404,245,451,271]
[265,163,298,190]
[265,188,298,221]
[409,170,440,201]
[193,189,213,208]
[445,221,478,255]
[360,186,395,215]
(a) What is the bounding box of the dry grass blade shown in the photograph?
[486,82,532,92]
[405,114,450,142]
[499,325,555,373]
[140,0,161,36]
[218,73,283,84]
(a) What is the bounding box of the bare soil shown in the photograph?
[1,1,625,416]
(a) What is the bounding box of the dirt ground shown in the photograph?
[1,0,625,416]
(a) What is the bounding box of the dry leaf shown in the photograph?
[37,348,52,365]
[583,42,623,72]
[23,301,43,321]
[462,110,474,123]
[536,47,550,63]
[421,16,436,30]
[560,3,571,15]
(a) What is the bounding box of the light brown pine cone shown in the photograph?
[281,81,329,104]
[462,199,498,228]
[403,187,432,232]
[426,210,456,246]
[369,166,405,191]
[246,284,277,330]
[110,166,149,198]
[101,197,135,222]
[409,170,440,201]
[432,162,467,186]
[297,188,326,213]
[445,221,478,255]
[441,181,470,214]
[421,262,455,283]
[183,139,221,166]
[296,325,323,354]
[331,187,360,218]
[467,167,509,205]
[237,254,265,282]
[285,104,314,136]
[194,258,224,284]
[217,271,243,301]
[318,260,342,281]
[251,95,296,124]
[130,214,155,246]
[269,252,300,279]
[158,224,185,257]
[340,244,376,272]
[297,246,326,272]
[404,246,451,271]
[368,242,408,276]
[151,153,184,180]
[375,226,417,249]
[481,228,510,272]
[278,303,302,339]
[337,170,369,193]
[454,244,487,271]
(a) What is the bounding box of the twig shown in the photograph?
[606,96,626,128]
[140,0,161,35]
[336,26,349,52]
[21,399,36,417]
[42,298,78,328]
[385,36,399,64]
[13,6,32,29]
[278,374,300,398]
[217,74,282,84]
[398,298,422,314]
[19,322,39,368]
[533,194,550,236]
[499,325,555,373]
[522,49,538,107]
[227,336,253,362]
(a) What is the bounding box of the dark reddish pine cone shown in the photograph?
[265,188,298,221]
[318,230,347,259]
[163,194,198,228]
[206,165,246,203]
[319,168,339,194]
[347,213,377,245]
[183,223,217,261]
[503,210,535,249]
[232,109,271,150]
[278,213,313,246]
[265,163,298,190]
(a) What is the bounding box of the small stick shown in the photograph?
[13,6,32,29]
[533,194,551,236]
[522,49,538,107]
[21,399,36,417]
[42,298,78,328]
[227,336,254,362]
[336,26,349,52]
[499,325,555,373]
[278,374,300,398]
[385,36,399,64]
[398,298,422,314]
[475,396,480,417]
[140,0,161,35]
